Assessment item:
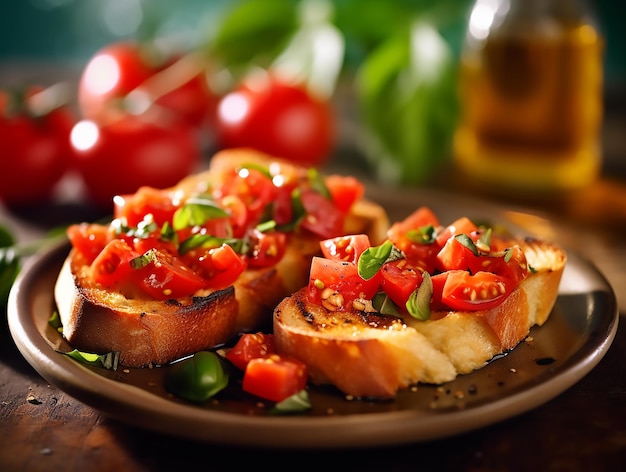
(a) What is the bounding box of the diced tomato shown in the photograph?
[246,229,287,268]
[226,332,276,371]
[132,235,178,256]
[387,206,440,242]
[324,175,365,213]
[218,194,249,238]
[113,186,179,228]
[90,239,140,289]
[307,257,381,310]
[440,270,514,311]
[320,234,371,263]
[182,243,246,290]
[436,235,477,273]
[242,355,307,402]
[435,216,478,248]
[67,223,111,264]
[299,190,345,239]
[380,259,423,308]
[216,166,277,226]
[134,249,209,299]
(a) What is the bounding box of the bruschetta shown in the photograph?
[54,148,389,367]
[273,206,567,398]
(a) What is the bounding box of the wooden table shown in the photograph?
[2,159,626,471]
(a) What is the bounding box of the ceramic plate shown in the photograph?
[7,190,619,449]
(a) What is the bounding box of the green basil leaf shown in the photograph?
[130,249,158,269]
[165,351,229,403]
[407,224,436,244]
[270,389,312,414]
[173,196,230,231]
[372,292,402,317]
[61,349,120,370]
[406,271,432,320]
[454,233,479,256]
[358,240,394,280]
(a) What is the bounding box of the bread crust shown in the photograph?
[273,238,567,398]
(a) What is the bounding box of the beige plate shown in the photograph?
[7,190,619,449]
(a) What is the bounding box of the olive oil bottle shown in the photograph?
[453,0,604,196]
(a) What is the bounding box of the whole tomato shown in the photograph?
[0,86,75,207]
[78,41,216,128]
[70,116,201,209]
[215,71,335,167]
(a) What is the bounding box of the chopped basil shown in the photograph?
[406,272,432,321]
[357,240,403,280]
[61,349,120,370]
[130,248,158,269]
[372,292,401,317]
[270,389,312,414]
[256,219,277,233]
[307,167,331,199]
[477,227,492,251]
[504,247,513,263]
[173,196,230,231]
[454,233,479,256]
[407,224,436,244]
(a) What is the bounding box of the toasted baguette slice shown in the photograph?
[55,149,389,368]
[273,238,567,398]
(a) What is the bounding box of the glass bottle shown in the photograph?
[453,0,604,197]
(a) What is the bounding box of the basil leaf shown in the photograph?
[406,272,432,321]
[454,233,479,256]
[61,349,120,370]
[307,167,331,199]
[130,249,158,269]
[173,196,230,231]
[357,240,394,280]
[270,389,312,414]
[165,351,229,403]
[407,224,436,244]
[372,292,401,317]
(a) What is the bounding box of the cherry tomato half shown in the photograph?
[215,72,334,166]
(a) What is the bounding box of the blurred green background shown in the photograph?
[0,0,622,92]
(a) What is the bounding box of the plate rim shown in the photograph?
[8,222,619,450]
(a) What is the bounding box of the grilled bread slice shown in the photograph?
[54,149,389,368]
[273,238,567,399]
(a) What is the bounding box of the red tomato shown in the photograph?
[380,260,423,308]
[66,223,111,264]
[181,243,246,290]
[245,229,287,268]
[0,86,75,206]
[70,117,201,209]
[435,216,478,248]
[90,239,140,289]
[226,332,276,371]
[133,249,209,300]
[242,354,307,402]
[299,190,345,239]
[387,206,441,272]
[113,186,179,227]
[320,234,371,263]
[78,41,216,127]
[307,257,381,310]
[324,175,365,213]
[215,72,334,166]
[439,270,514,311]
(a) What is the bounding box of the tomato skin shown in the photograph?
[133,249,209,300]
[299,190,345,239]
[70,117,201,209]
[181,243,246,290]
[325,175,365,214]
[226,332,276,371]
[245,229,287,268]
[380,260,423,308]
[242,355,307,402]
[67,223,111,264]
[0,88,75,206]
[308,257,381,310]
[78,41,216,127]
[215,72,334,166]
[439,270,514,311]
[113,186,179,228]
[320,234,371,263]
[90,239,140,289]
